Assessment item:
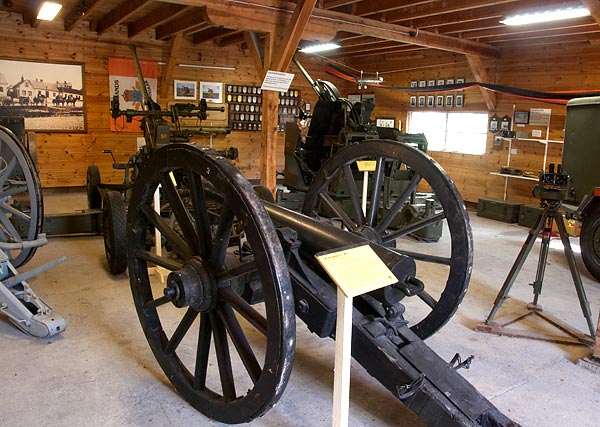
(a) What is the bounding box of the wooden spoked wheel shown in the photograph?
[0,125,43,268]
[127,143,295,424]
[303,140,473,340]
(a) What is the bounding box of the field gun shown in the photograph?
[125,138,518,426]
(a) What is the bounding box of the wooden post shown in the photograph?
[332,289,353,427]
[260,89,279,193]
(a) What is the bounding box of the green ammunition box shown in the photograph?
[477,198,522,223]
[518,204,544,228]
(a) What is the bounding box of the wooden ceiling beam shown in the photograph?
[214,31,245,47]
[466,54,496,111]
[386,0,519,24]
[460,20,597,40]
[180,0,499,57]
[159,32,183,99]
[193,28,237,44]
[322,0,362,9]
[94,0,151,35]
[64,0,103,31]
[155,8,208,40]
[493,32,600,48]
[128,4,191,38]
[271,0,318,72]
[471,27,600,44]
[355,0,436,18]
[405,0,580,29]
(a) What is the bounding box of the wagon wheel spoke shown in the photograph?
[217,303,262,384]
[0,156,17,189]
[342,164,365,227]
[164,307,199,355]
[210,312,237,401]
[220,287,268,336]
[159,172,199,255]
[194,313,212,390]
[319,192,356,231]
[134,249,183,271]
[186,170,212,259]
[383,212,446,243]
[210,201,235,268]
[376,173,422,234]
[139,204,192,260]
[367,157,385,226]
[216,261,258,283]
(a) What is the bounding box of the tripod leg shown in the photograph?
[554,216,596,336]
[531,215,553,305]
[485,211,546,324]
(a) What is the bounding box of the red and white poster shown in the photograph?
[108,57,158,132]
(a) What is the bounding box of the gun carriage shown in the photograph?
[119,55,517,425]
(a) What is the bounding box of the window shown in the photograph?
[408,111,488,155]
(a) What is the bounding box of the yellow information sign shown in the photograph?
[356,160,377,172]
[315,244,397,298]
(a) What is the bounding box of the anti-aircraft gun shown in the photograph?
[281,57,440,242]
[87,44,234,275]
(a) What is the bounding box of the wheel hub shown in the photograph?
[165,257,217,312]
[355,225,384,245]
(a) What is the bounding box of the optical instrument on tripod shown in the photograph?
[476,164,596,346]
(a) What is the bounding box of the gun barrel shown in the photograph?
[293,56,323,99]
[129,44,152,111]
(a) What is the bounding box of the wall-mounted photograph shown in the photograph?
[456,94,464,107]
[427,95,435,107]
[409,96,417,108]
[200,81,223,103]
[445,94,454,107]
[436,95,444,107]
[418,95,426,107]
[0,58,85,132]
[174,80,197,100]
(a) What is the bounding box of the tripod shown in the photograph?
[477,191,596,346]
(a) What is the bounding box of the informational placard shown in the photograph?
[529,108,552,126]
[356,160,377,172]
[315,244,397,298]
[261,70,295,92]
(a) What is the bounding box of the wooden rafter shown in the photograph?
[323,0,362,9]
[354,0,436,17]
[466,54,496,111]
[384,0,519,23]
[214,32,245,47]
[128,4,191,38]
[271,0,318,72]
[93,0,151,35]
[64,0,103,31]
[180,0,499,57]
[193,28,237,44]
[159,33,183,99]
[155,9,208,40]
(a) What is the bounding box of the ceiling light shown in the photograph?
[500,6,590,26]
[37,2,62,20]
[299,42,340,54]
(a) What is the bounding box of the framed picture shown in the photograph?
[199,81,223,103]
[514,110,530,124]
[418,96,426,107]
[409,96,417,107]
[436,95,444,107]
[0,58,85,132]
[456,94,464,107]
[348,94,362,104]
[174,80,197,100]
[418,80,426,88]
[375,117,396,128]
[427,95,435,107]
[437,79,445,86]
[428,80,436,87]
[445,94,453,107]
[456,78,465,84]
[410,81,418,88]
[446,78,455,85]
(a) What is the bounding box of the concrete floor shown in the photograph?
[1,190,599,427]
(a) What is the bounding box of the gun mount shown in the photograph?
[125,141,517,426]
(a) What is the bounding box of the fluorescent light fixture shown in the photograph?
[299,42,340,54]
[37,2,62,20]
[500,6,590,26]
[177,63,236,71]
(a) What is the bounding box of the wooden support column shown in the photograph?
[160,33,183,100]
[466,54,497,111]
